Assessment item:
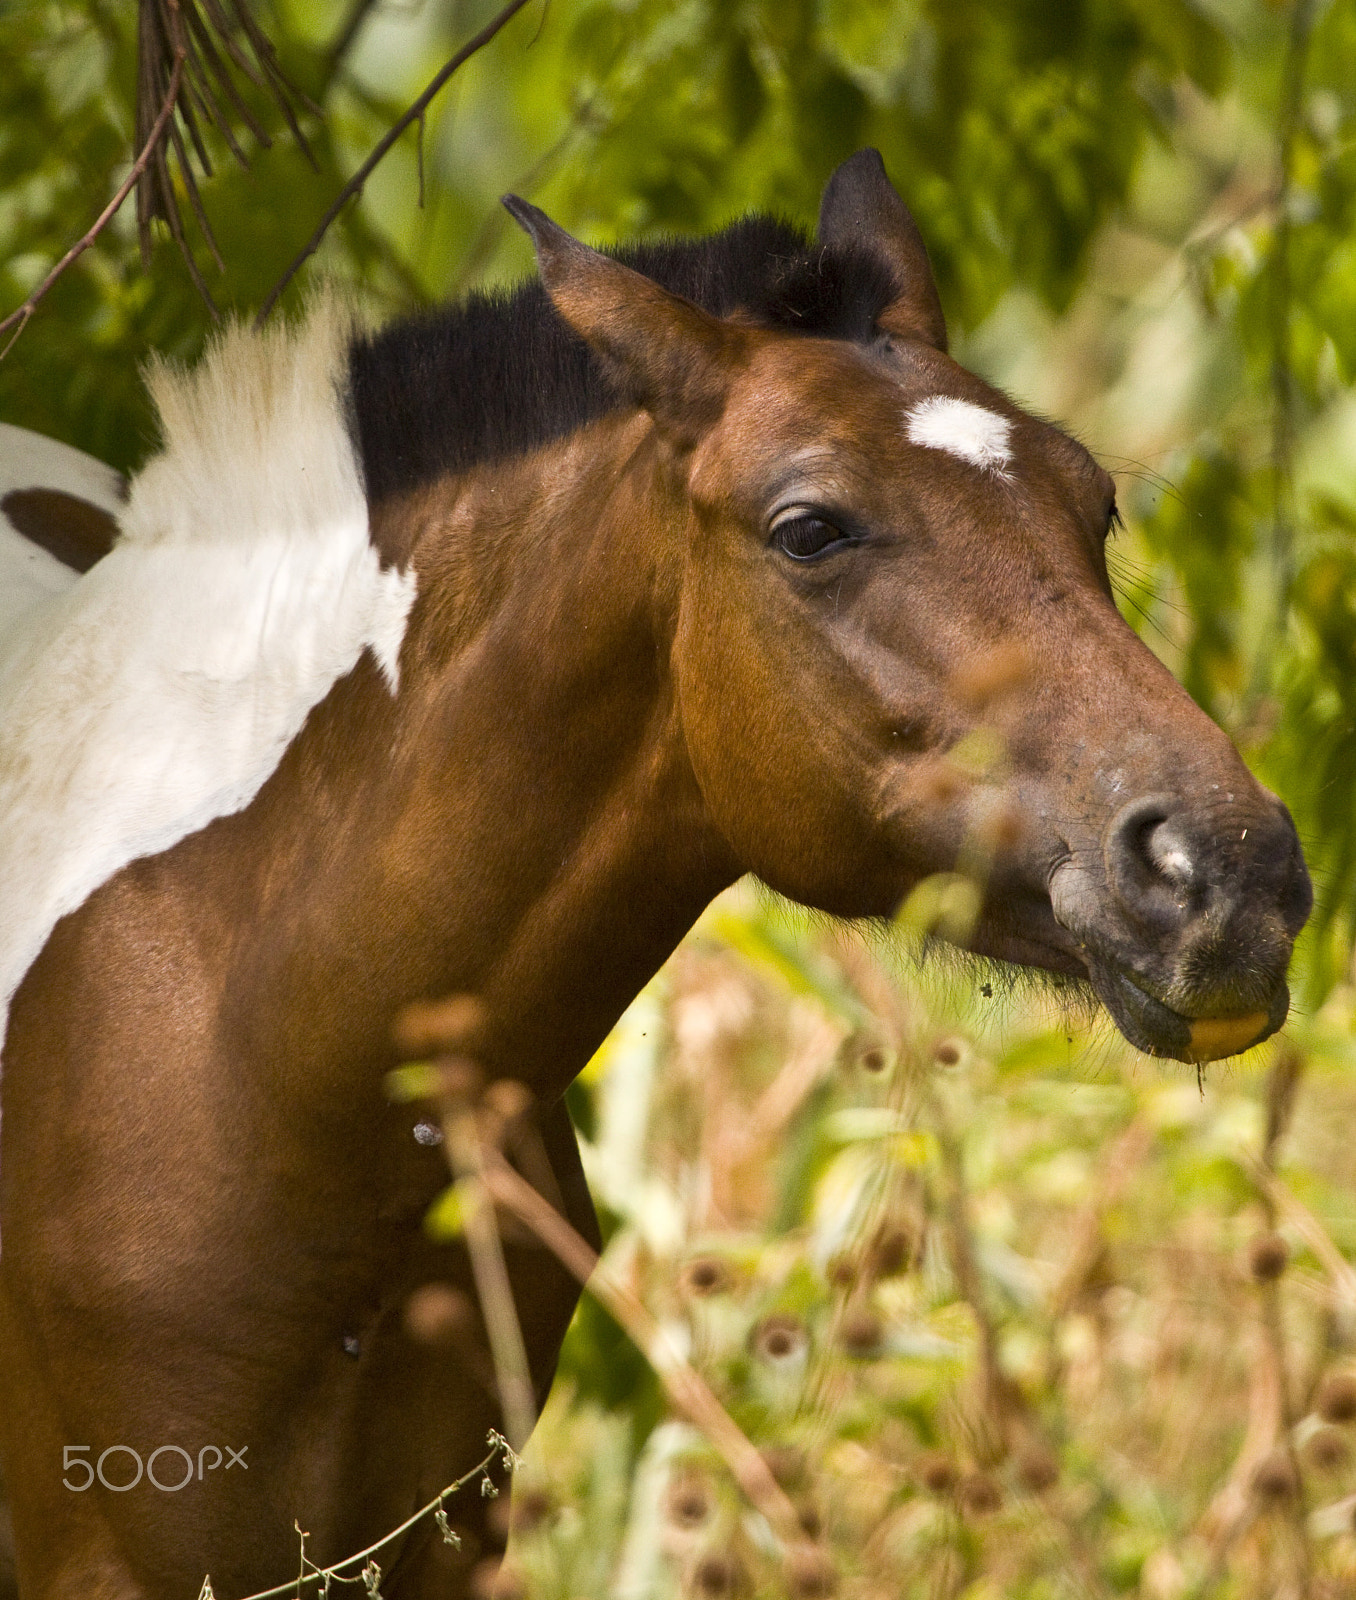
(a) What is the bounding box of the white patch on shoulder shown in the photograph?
[0,297,417,1057]
[0,423,126,635]
[905,395,1013,473]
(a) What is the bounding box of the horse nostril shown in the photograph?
[1104,793,1192,924]
[1144,817,1195,886]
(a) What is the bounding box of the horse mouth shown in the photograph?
[1086,964,1288,1064]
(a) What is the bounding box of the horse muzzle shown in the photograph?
[1048,791,1312,1064]
[1085,963,1290,1063]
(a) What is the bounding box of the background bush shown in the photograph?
[517,892,1356,1598]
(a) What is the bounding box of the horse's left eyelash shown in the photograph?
[1107,502,1124,537]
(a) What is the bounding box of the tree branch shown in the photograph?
[254,0,534,327]
[1250,0,1319,706]
[1199,1048,1312,1592]
[479,1148,817,1562]
[135,0,318,308]
[0,8,186,360]
[439,1100,537,1453]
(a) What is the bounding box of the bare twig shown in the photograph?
[1,0,323,351]
[1249,1162,1356,1309]
[198,1439,505,1600]
[927,1077,1112,1599]
[254,0,533,325]
[0,14,186,359]
[479,1149,816,1558]
[440,1101,538,1453]
[1249,0,1319,707]
[134,0,317,305]
[1200,1049,1313,1594]
[1049,1118,1153,1319]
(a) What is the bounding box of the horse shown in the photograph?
[0,149,1311,1598]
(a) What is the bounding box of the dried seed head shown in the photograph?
[470,1556,523,1600]
[510,1486,553,1534]
[918,1453,957,1495]
[393,994,488,1057]
[868,1225,914,1279]
[978,802,1024,852]
[751,1313,810,1365]
[785,1547,837,1597]
[682,1257,734,1298]
[483,1079,533,1123]
[917,759,968,807]
[1248,1232,1289,1282]
[827,1254,858,1289]
[404,1284,475,1347]
[958,1471,1001,1515]
[1015,1444,1059,1494]
[1317,1372,1356,1424]
[953,641,1030,709]
[760,1444,808,1490]
[688,1552,742,1598]
[797,1502,822,1539]
[1304,1427,1350,1473]
[1251,1448,1298,1501]
[933,1037,965,1067]
[666,1474,712,1529]
[839,1309,883,1357]
[858,1045,892,1075]
[434,1056,485,1105]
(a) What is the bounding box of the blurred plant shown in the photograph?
[495,884,1356,1599]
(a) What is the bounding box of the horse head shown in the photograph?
[506,151,1311,1065]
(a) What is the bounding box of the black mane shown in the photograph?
[348,214,899,504]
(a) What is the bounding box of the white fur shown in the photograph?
[905,395,1013,473]
[0,423,126,637]
[0,300,416,1057]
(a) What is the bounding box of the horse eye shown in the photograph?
[773,513,847,561]
[1106,500,1124,538]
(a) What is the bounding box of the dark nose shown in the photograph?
[1104,794,1196,932]
[1103,791,1311,938]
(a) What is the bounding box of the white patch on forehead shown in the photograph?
[0,423,126,635]
[905,395,1013,473]
[0,298,416,1061]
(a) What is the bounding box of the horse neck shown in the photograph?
[248,414,739,1102]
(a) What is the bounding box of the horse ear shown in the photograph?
[502,196,738,444]
[817,149,948,352]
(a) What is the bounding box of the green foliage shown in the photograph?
[1095,0,1356,991]
[547,0,1228,324]
[1,0,1232,444]
[0,0,434,467]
